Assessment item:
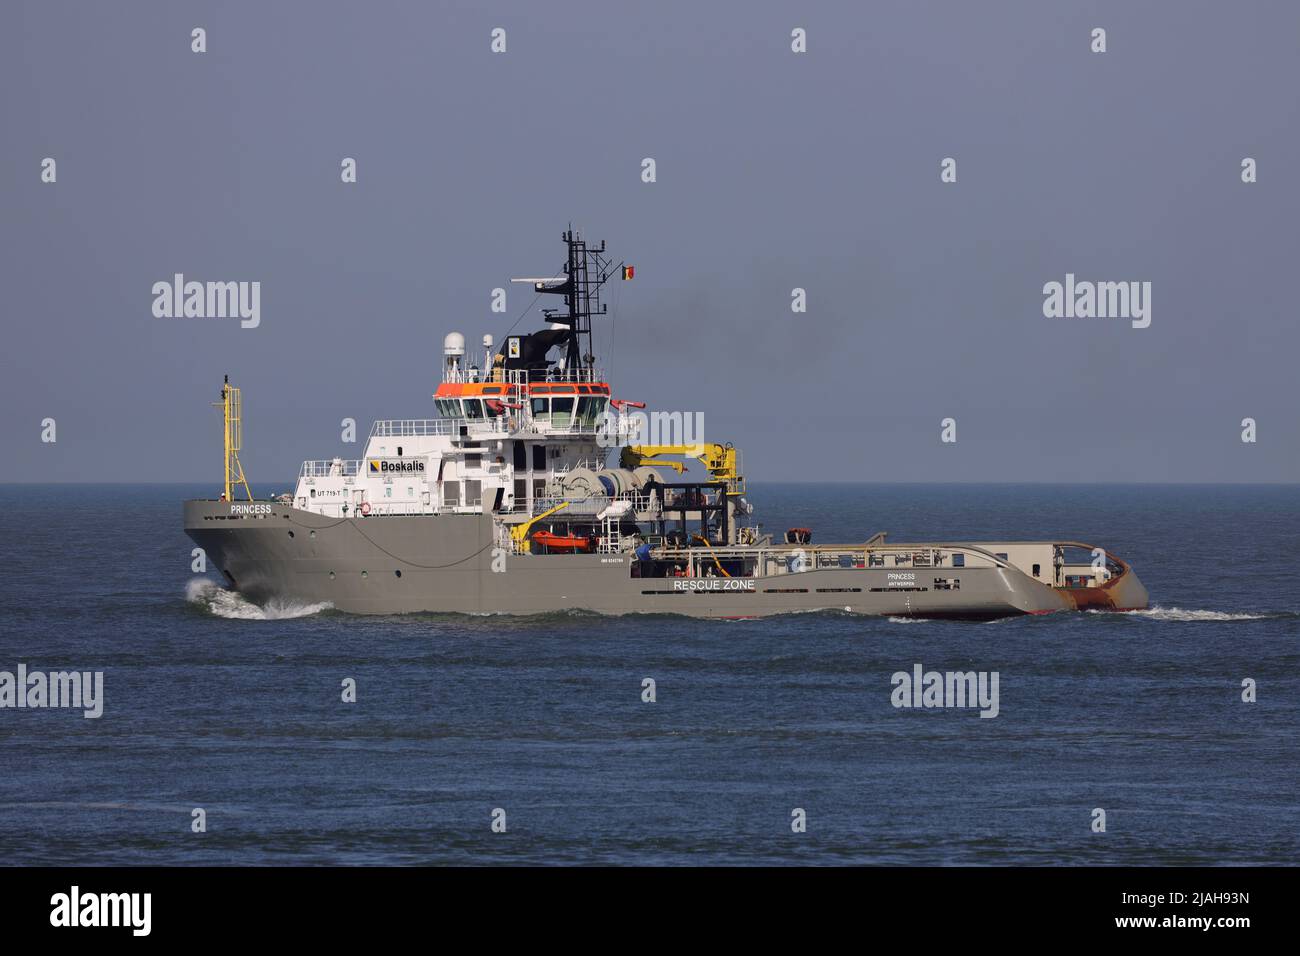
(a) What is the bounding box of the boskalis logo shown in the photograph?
[368,459,426,475]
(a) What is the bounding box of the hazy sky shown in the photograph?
[3,0,1298,484]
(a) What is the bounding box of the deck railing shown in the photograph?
[299,459,362,477]
[367,415,629,440]
[443,366,606,385]
[370,419,457,438]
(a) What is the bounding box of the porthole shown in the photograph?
[328,571,335,580]
[394,570,402,578]
[287,530,295,538]
[310,530,317,539]
[361,570,368,579]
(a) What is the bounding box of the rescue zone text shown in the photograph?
[672,579,756,591]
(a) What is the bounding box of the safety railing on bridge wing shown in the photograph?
[370,418,516,438]
[299,459,363,478]
[369,419,455,438]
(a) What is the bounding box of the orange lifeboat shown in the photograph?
[532,530,597,553]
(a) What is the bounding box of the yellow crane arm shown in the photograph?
[620,449,687,474]
[620,444,743,491]
[510,502,570,544]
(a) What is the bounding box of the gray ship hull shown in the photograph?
[184,500,1149,619]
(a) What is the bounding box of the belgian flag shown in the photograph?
[621,265,634,280]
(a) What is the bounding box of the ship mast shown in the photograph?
[213,375,253,501]
[542,228,618,372]
[502,227,628,380]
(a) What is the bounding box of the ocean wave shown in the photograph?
[1106,606,1272,622]
[185,578,331,620]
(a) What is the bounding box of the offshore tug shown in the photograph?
[183,229,1149,619]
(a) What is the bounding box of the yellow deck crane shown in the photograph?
[510,502,570,547]
[619,443,745,494]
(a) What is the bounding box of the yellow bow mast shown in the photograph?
[213,375,253,501]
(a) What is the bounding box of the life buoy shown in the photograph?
[360,501,371,516]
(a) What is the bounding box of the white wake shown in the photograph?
[1107,606,1270,622]
[185,578,331,620]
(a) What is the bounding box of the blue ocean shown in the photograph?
[0,483,1296,865]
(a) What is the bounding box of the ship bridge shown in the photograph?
[289,228,649,521]
[433,378,612,438]
[436,330,613,439]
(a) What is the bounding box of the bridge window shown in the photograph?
[577,397,604,426]
[463,399,485,420]
[551,397,575,427]
[531,397,549,420]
